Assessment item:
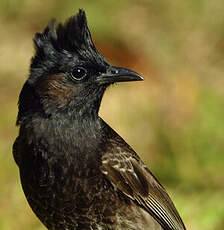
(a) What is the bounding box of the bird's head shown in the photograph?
[17,9,143,124]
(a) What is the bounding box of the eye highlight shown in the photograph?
[70,67,87,81]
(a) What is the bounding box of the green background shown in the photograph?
[0,0,224,229]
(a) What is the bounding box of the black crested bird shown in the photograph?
[13,10,186,230]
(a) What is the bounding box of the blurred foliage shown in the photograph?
[0,0,224,230]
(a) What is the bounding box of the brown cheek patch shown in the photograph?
[36,74,73,107]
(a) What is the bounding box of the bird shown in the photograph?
[13,9,186,230]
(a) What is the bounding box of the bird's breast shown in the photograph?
[17,116,118,228]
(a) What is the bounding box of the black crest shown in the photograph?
[34,10,96,53]
[30,9,107,84]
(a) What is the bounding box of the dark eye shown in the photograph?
[71,67,87,81]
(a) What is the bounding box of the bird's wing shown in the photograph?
[100,137,186,230]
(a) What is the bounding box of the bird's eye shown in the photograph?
[71,67,87,81]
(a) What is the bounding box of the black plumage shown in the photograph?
[13,9,186,230]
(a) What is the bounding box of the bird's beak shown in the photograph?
[96,66,144,84]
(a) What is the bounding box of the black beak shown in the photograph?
[96,66,144,84]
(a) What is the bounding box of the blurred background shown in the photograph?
[0,0,224,229]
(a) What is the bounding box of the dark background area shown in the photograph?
[0,0,224,229]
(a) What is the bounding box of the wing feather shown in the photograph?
[101,138,186,230]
